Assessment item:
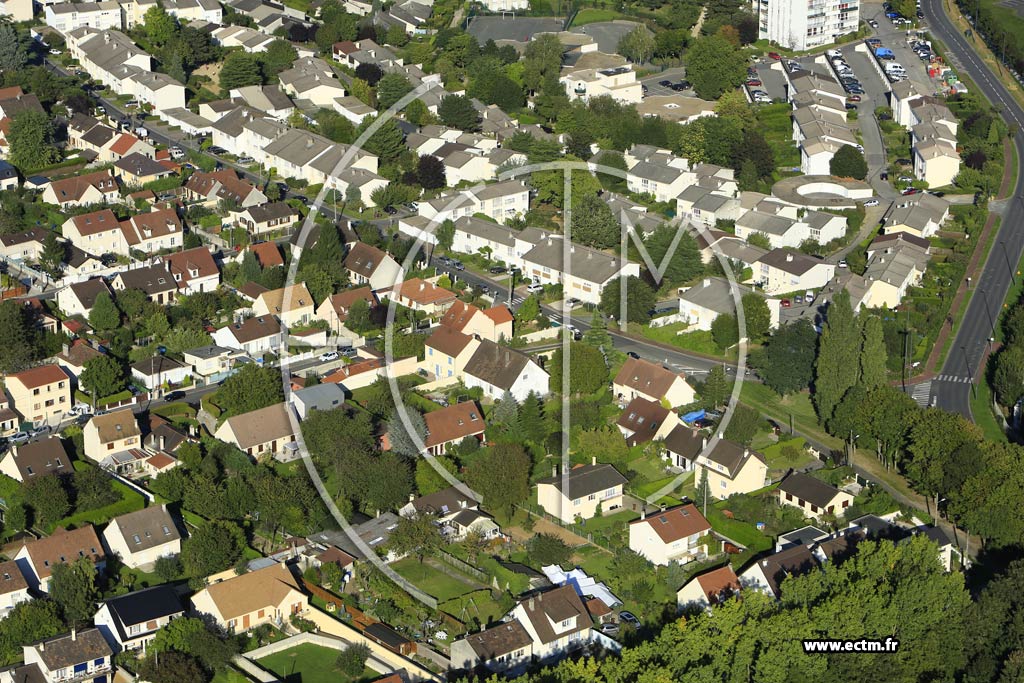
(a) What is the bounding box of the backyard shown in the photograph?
[757,103,801,169]
[257,643,377,683]
[391,556,483,602]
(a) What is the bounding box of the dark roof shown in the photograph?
[613,357,682,399]
[463,339,532,390]
[7,437,70,481]
[108,505,182,553]
[68,278,112,310]
[364,622,412,649]
[537,463,627,498]
[130,355,187,377]
[32,628,111,670]
[464,621,532,660]
[343,241,392,279]
[758,249,824,276]
[778,525,829,548]
[2,664,46,683]
[0,560,27,596]
[754,544,820,598]
[114,153,171,178]
[519,585,592,645]
[227,315,281,343]
[615,396,670,446]
[664,425,704,460]
[246,201,297,223]
[778,472,844,508]
[115,265,176,295]
[408,486,475,516]
[103,585,184,637]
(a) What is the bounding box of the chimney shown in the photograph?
[743,447,749,457]
[62,342,69,356]
[551,464,557,477]
[640,508,646,520]
[528,597,535,611]
[160,434,166,450]
[786,253,793,262]
[409,493,415,502]
[718,431,724,439]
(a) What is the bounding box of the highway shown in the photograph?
[916,0,1024,417]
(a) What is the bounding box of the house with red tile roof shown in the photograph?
[383,278,456,316]
[315,286,376,333]
[162,247,220,294]
[676,564,740,610]
[103,133,155,163]
[249,241,284,268]
[439,300,513,342]
[4,365,71,425]
[120,208,183,254]
[62,209,126,257]
[184,170,266,208]
[42,170,120,209]
[628,504,711,566]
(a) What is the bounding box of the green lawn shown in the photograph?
[439,589,508,627]
[391,557,477,602]
[761,437,816,472]
[571,8,628,25]
[756,103,801,168]
[705,504,773,552]
[739,382,843,450]
[257,643,376,683]
[640,324,732,359]
[49,462,146,533]
[211,668,253,683]
[970,368,1008,443]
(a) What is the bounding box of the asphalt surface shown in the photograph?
[917,0,1024,417]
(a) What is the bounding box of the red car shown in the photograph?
[781,299,791,307]
[768,51,782,60]
[846,95,862,102]
[746,79,762,86]
[902,188,921,195]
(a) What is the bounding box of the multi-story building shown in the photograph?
[755,0,859,51]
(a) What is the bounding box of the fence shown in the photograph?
[516,502,617,551]
[434,549,488,582]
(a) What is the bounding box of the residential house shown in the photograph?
[183,345,242,380]
[5,365,71,425]
[626,158,691,203]
[677,277,780,334]
[560,54,642,105]
[111,265,178,304]
[418,180,530,224]
[383,278,457,317]
[628,504,712,566]
[0,227,50,262]
[184,170,267,208]
[41,170,119,209]
[120,208,183,254]
[112,152,175,186]
[881,192,950,238]
[214,402,298,461]
[520,235,640,305]
[613,357,695,408]
[676,564,740,610]
[889,79,924,127]
[162,0,222,22]
[94,585,185,654]
[448,215,543,266]
[249,241,284,268]
[83,409,142,466]
[694,440,769,499]
[0,561,29,619]
[229,85,293,119]
[15,628,112,683]
[421,401,485,456]
[734,204,847,250]
[755,249,836,295]
[102,505,182,570]
[252,283,315,327]
[439,301,513,343]
[0,437,70,483]
[289,383,346,419]
[62,209,126,257]
[278,57,347,107]
[102,132,155,163]
[189,562,308,631]
[913,139,960,187]
[0,160,17,190]
[857,233,931,308]
[316,287,376,334]
[537,462,627,524]
[57,278,112,318]
[130,356,190,390]
[739,543,820,599]
[463,339,549,402]
[636,94,716,123]
[45,2,123,35]
[0,0,31,21]
[235,202,298,236]
[423,326,480,381]
[675,186,743,229]
[211,316,283,357]
[0,396,18,439]
[800,137,843,175]
[616,397,680,446]
[14,525,106,593]
[777,472,855,519]
[400,486,476,522]
[343,242,404,291]
[162,247,220,294]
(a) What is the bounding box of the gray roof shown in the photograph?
[522,237,629,285]
[758,249,824,276]
[629,160,684,184]
[739,211,795,236]
[184,344,233,359]
[704,440,765,478]
[678,277,749,315]
[537,463,628,497]
[308,512,401,559]
[292,382,345,409]
[108,505,181,553]
[453,216,515,247]
[463,339,535,390]
[262,128,333,166]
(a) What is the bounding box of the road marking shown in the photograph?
[911,380,932,406]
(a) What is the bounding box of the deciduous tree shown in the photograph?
[685,35,747,99]
[465,443,530,519]
[8,110,60,171]
[49,557,97,626]
[814,290,859,423]
[79,355,125,404]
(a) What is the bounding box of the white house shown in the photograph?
[418,180,530,224]
[211,316,283,357]
[677,277,781,333]
[94,585,185,653]
[612,357,696,408]
[520,235,640,305]
[462,339,548,402]
[289,383,346,419]
[343,242,404,292]
[755,249,836,295]
[628,504,712,566]
[536,462,627,524]
[101,505,182,570]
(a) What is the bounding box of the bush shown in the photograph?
[335,643,370,676]
[829,145,868,180]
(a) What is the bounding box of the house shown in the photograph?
[739,543,820,598]
[212,316,283,357]
[400,485,476,522]
[94,585,185,654]
[734,205,847,250]
[163,0,222,21]
[252,283,315,327]
[755,249,836,295]
[290,383,346,419]
[422,401,485,455]
[119,208,183,254]
[439,301,513,343]
[183,345,241,380]
[423,326,480,381]
[249,241,284,268]
[613,357,695,408]
[890,79,924,127]
[16,628,112,683]
[5,365,71,426]
[676,564,740,610]
[628,504,712,566]
[0,0,31,22]
[675,186,742,229]
[383,278,457,316]
[214,402,298,461]
[0,396,15,438]
[0,227,50,262]
[57,278,113,319]
[62,209,126,257]
[0,160,17,191]
[229,85,293,119]
[777,472,855,519]
[83,409,142,467]
[14,525,106,592]
[463,339,549,402]
[113,152,175,186]
[445,215,544,267]
[235,202,298,236]
[184,170,267,208]
[130,356,190,391]
[0,561,29,619]
[913,139,960,187]
[53,341,103,383]
[102,505,182,570]
[45,1,123,34]
[677,277,780,334]
[0,437,70,483]
[626,159,690,203]
[882,193,950,239]
[102,133,155,163]
[616,397,680,446]
[41,170,119,209]
[418,179,530,224]
[800,137,843,175]
[278,57,347,107]
[62,245,105,279]
[636,94,716,124]
[109,264,176,305]
[343,242,404,291]
[537,462,627,524]
[162,247,220,294]
[521,235,640,306]
[190,562,308,631]
[316,287,376,334]
[694,440,769,499]
[560,55,642,105]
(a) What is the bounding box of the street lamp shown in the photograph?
[979,288,996,337]
[961,345,977,399]
[1000,241,1016,284]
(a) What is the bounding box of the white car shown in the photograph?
[826,49,843,58]
[838,259,848,268]
[238,155,255,165]
[864,199,880,207]
[9,432,29,444]
[319,351,340,362]
[169,147,185,160]
[526,283,544,293]
[49,49,62,55]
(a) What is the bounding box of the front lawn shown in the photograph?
[761,437,817,472]
[640,324,732,359]
[391,557,477,602]
[257,643,376,683]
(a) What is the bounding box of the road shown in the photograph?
[916,0,1024,417]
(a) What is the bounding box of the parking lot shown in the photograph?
[639,68,691,97]
[860,0,941,96]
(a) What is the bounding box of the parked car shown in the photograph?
[9,432,29,444]
[626,351,641,359]
[658,79,672,86]
[169,146,185,160]
[902,187,921,195]
[48,48,62,55]
[864,199,880,207]
[746,79,762,87]
[488,265,507,274]
[869,19,879,27]
[805,290,815,303]
[838,259,848,268]
[767,51,782,60]
[319,351,340,362]
[526,283,544,293]
[599,622,620,636]
[32,425,51,436]
[208,146,228,155]
[237,155,255,165]
[794,295,804,304]
[619,611,641,626]
[164,390,186,402]
[453,261,465,271]
[846,95,861,102]
[781,299,791,307]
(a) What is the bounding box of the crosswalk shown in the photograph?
[910,381,932,407]
[934,374,972,383]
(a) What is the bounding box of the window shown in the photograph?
[720,480,726,488]
[572,498,581,506]
[560,618,571,627]
[587,494,596,501]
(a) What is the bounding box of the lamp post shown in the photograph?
[1000,241,1016,284]
[961,345,977,398]
[979,288,996,337]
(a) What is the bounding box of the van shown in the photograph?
[805,290,815,303]
[526,283,544,294]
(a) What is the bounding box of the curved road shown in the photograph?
[920,0,1024,417]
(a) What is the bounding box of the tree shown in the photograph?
[755,319,817,395]
[73,466,119,511]
[345,297,372,333]
[336,643,371,676]
[143,5,178,46]
[355,62,384,86]
[516,294,540,327]
[685,35,747,99]
[405,98,430,126]
[859,315,888,389]
[388,410,427,457]
[8,110,60,171]
[814,290,860,424]
[386,512,442,563]
[438,94,479,131]
[0,22,26,71]
[643,226,703,286]
[260,39,297,78]
[599,276,657,324]
[0,600,63,665]
[905,409,980,510]
[314,0,358,50]
[417,154,446,189]
[0,301,32,374]
[149,616,238,673]
[376,73,413,110]
[527,533,571,564]
[79,355,125,404]
[571,194,619,249]
[741,293,771,342]
[466,443,531,519]
[138,651,206,683]
[993,344,1024,407]
[49,557,97,626]
[219,52,263,91]
[181,520,245,578]
[519,391,545,443]
[38,231,66,276]
[617,26,655,64]
[216,363,284,416]
[24,475,69,529]
[711,313,739,350]
[701,365,730,409]
[88,292,120,331]
[546,342,607,395]
[724,404,761,445]
[154,554,183,583]
[830,144,868,179]
[414,455,458,495]
[355,116,406,163]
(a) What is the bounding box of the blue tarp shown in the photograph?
[681,409,706,423]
